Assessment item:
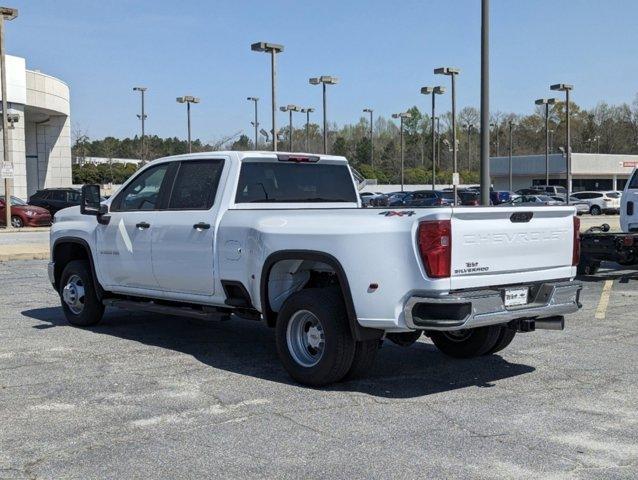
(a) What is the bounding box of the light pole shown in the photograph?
[508,120,515,192]
[133,87,147,162]
[251,42,284,151]
[363,108,374,166]
[435,66,460,203]
[279,104,300,151]
[436,116,441,170]
[309,76,338,154]
[300,107,314,152]
[247,96,259,149]
[551,83,573,204]
[176,95,200,153]
[465,123,475,171]
[490,122,499,156]
[535,98,556,186]
[1,6,17,229]
[392,112,412,192]
[480,0,491,206]
[421,86,445,190]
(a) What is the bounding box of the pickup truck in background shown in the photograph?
[578,168,638,274]
[49,151,582,386]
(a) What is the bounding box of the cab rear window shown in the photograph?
[235,162,357,203]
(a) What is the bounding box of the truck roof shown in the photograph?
[150,151,349,164]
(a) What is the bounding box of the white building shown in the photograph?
[0,55,71,200]
[73,156,142,166]
[490,153,637,192]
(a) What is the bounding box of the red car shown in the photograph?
[0,195,52,228]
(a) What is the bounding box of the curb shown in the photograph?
[0,227,51,234]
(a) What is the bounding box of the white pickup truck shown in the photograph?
[49,151,582,386]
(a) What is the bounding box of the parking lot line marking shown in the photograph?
[595,280,613,320]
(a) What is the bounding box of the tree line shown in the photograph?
[72,95,638,185]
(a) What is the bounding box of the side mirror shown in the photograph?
[81,184,105,216]
[601,223,611,233]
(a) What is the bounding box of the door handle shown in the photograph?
[193,222,211,230]
[136,222,150,229]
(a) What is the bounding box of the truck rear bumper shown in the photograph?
[404,280,582,331]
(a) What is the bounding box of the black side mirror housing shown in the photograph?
[601,223,611,233]
[80,184,105,216]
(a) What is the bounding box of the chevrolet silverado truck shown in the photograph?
[49,151,582,386]
[578,167,638,274]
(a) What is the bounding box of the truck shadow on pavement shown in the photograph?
[577,262,638,283]
[22,306,535,399]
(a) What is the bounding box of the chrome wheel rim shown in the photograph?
[286,310,325,367]
[442,329,473,342]
[11,216,22,228]
[62,274,85,315]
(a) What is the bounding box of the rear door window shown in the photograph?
[167,160,225,210]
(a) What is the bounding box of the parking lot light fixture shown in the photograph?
[1,6,18,230]
[176,96,200,153]
[363,108,374,166]
[435,66,460,203]
[300,107,314,152]
[421,86,446,190]
[247,97,259,149]
[133,87,147,162]
[551,83,574,204]
[279,104,300,151]
[251,42,284,151]
[259,128,270,143]
[309,76,338,154]
[392,111,412,192]
[535,98,556,186]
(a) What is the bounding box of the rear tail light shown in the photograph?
[572,216,581,266]
[418,220,451,278]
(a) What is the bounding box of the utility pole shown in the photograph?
[392,112,412,192]
[309,76,338,154]
[435,67,460,204]
[1,6,17,229]
[551,83,574,204]
[300,107,314,152]
[535,98,556,186]
[508,121,515,192]
[363,108,374,166]
[176,95,200,153]
[247,97,259,149]
[133,87,147,162]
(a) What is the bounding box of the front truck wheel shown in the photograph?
[276,288,357,386]
[429,325,502,358]
[59,260,104,327]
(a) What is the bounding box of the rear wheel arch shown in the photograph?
[52,238,104,299]
[260,250,381,341]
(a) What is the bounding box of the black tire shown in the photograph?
[344,340,379,380]
[430,325,501,359]
[11,215,23,228]
[590,205,602,216]
[275,288,356,386]
[483,326,516,355]
[577,259,600,275]
[59,260,104,327]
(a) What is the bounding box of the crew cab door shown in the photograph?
[151,159,226,295]
[96,162,172,289]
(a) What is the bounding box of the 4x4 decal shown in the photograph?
[378,210,415,217]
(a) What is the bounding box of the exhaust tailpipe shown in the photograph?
[534,316,565,331]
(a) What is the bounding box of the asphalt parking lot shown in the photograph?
[0,260,636,479]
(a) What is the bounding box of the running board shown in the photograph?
[103,298,232,320]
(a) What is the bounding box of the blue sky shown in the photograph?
[8,0,638,143]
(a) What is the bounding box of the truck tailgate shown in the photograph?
[450,206,576,290]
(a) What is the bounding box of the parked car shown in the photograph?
[359,192,388,207]
[457,190,480,206]
[536,185,568,197]
[491,190,517,205]
[403,190,457,207]
[0,195,52,228]
[505,194,564,207]
[387,191,410,206]
[570,191,621,215]
[49,150,582,386]
[568,196,591,215]
[515,188,544,196]
[29,188,82,215]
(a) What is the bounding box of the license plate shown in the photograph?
[503,287,529,307]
